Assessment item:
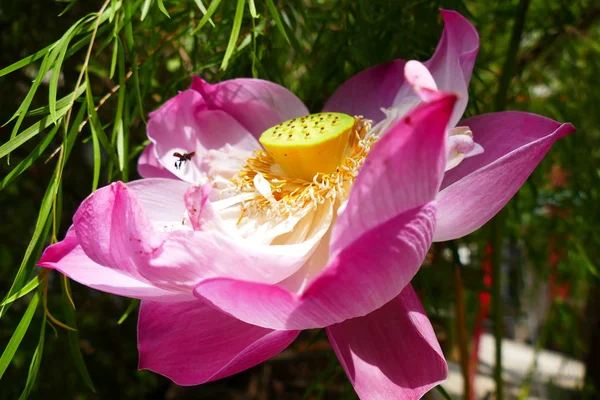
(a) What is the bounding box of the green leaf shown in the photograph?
[0,43,54,78]
[0,106,85,318]
[0,212,51,319]
[157,0,170,18]
[0,292,40,379]
[140,0,153,20]
[193,0,222,33]
[0,104,70,160]
[265,0,291,45]
[124,0,145,122]
[117,299,140,325]
[192,0,215,27]
[114,37,128,178]
[61,278,96,393]
[25,84,86,117]
[5,52,58,160]
[0,124,59,191]
[248,0,258,18]
[109,37,119,79]
[220,0,245,70]
[85,76,102,192]
[0,276,41,307]
[49,20,86,123]
[18,309,46,400]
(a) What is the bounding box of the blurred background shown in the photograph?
[0,0,599,398]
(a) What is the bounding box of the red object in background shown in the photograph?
[547,163,571,302]
[469,243,493,400]
[548,235,571,301]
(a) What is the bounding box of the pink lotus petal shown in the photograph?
[183,184,213,230]
[73,180,307,292]
[127,178,191,225]
[38,228,189,301]
[147,89,260,183]
[434,112,576,241]
[73,181,164,282]
[191,77,308,138]
[331,93,456,253]
[323,60,406,123]
[420,9,479,127]
[324,10,478,128]
[138,299,299,385]
[137,144,177,179]
[144,228,307,289]
[327,285,447,400]
[404,60,438,98]
[195,202,436,330]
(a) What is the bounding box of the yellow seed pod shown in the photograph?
[259,113,356,181]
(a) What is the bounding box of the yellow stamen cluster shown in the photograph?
[231,116,375,220]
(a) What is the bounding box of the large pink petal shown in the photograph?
[126,178,191,224]
[195,202,436,330]
[138,299,299,385]
[147,89,260,183]
[191,77,308,138]
[419,10,479,126]
[327,285,447,400]
[324,10,478,127]
[331,93,456,254]
[73,181,164,282]
[323,60,406,123]
[38,228,188,301]
[137,144,177,179]
[73,180,306,292]
[434,112,576,241]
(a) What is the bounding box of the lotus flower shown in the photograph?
[39,10,574,400]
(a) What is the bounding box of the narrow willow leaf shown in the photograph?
[6,52,57,151]
[50,22,84,123]
[89,117,101,192]
[0,182,55,317]
[0,43,54,78]
[265,0,291,45]
[141,0,152,20]
[192,0,215,27]
[84,79,119,166]
[114,36,127,178]
[61,278,96,393]
[193,0,222,33]
[0,292,40,379]
[110,0,118,22]
[124,0,145,122]
[0,104,69,160]
[0,276,41,307]
[0,124,59,191]
[26,83,86,117]
[18,310,46,400]
[157,0,170,18]
[248,0,258,18]
[58,0,78,17]
[85,76,102,191]
[221,0,245,70]
[117,299,140,325]
[0,215,51,319]
[0,107,85,318]
[109,38,118,79]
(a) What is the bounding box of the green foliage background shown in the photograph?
[0,0,599,398]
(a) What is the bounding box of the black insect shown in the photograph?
[173,151,195,169]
